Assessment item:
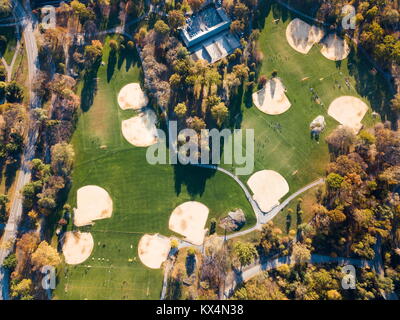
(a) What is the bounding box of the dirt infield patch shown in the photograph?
[247,170,289,212]
[252,78,291,115]
[121,109,159,147]
[320,34,350,61]
[74,186,113,227]
[169,202,209,245]
[138,234,171,269]
[117,83,148,110]
[62,231,94,265]
[286,18,324,54]
[328,96,369,133]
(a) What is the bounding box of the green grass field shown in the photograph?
[53,36,255,300]
[54,4,392,299]
[222,6,388,194]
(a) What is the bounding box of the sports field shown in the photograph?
[53,36,255,300]
[223,6,389,194]
[54,4,392,299]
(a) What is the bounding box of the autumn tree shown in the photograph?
[188,0,204,12]
[31,241,61,271]
[168,10,186,31]
[211,102,229,127]
[233,241,258,268]
[174,102,187,119]
[50,143,75,177]
[291,242,311,265]
[11,279,33,300]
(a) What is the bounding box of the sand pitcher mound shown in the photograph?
[247,170,289,212]
[253,78,291,115]
[121,109,159,147]
[320,34,350,61]
[328,96,368,133]
[169,201,209,245]
[74,185,113,227]
[286,18,324,54]
[118,83,148,110]
[62,231,94,265]
[138,234,171,269]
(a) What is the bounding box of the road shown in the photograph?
[0,0,40,300]
[224,254,374,298]
[193,164,324,240]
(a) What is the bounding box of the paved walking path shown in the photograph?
[224,254,373,298]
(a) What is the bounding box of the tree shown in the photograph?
[84,40,103,67]
[0,0,11,18]
[233,241,258,267]
[233,64,249,80]
[187,247,196,256]
[391,94,400,113]
[325,126,355,156]
[170,239,179,249]
[188,0,204,12]
[31,241,61,270]
[11,279,33,300]
[5,81,24,103]
[3,253,16,270]
[174,102,187,118]
[291,243,311,265]
[211,102,229,127]
[109,39,118,51]
[327,289,342,300]
[168,10,186,31]
[326,173,344,189]
[154,20,170,37]
[70,0,95,22]
[51,143,75,177]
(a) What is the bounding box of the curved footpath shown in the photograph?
[223,254,374,298]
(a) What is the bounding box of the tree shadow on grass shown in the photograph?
[347,48,396,128]
[286,213,292,234]
[173,164,216,197]
[107,50,117,82]
[228,84,244,129]
[80,63,100,112]
[253,0,272,30]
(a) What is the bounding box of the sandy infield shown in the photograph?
[286,18,324,54]
[62,231,94,265]
[328,96,368,133]
[247,170,289,212]
[121,109,159,147]
[117,83,148,110]
[169,201,209,245]
[320,34,350,61]
[252,78,291,115]
[74,185,113,227]
[138,234,171,269]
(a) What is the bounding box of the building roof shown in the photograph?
[181,5,231,48]
[180,4,241,64]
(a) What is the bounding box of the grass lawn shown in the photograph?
[53,35,256,300]
[272,184,323,235]
[0,26,18,65]
[223,6,387,195]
